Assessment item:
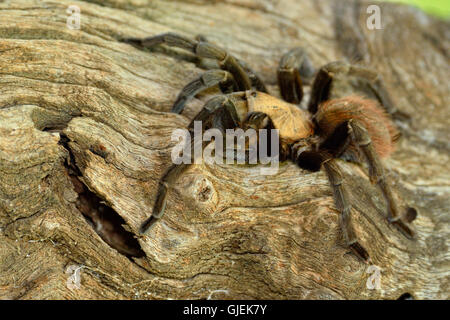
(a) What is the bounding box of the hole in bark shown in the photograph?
[397,293,414,300]
[42,124,69,132]
[198,185,211,202]
[59,134,145,258]
[196,178,214,203]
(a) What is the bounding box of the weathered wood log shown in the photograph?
[0,0,448,299]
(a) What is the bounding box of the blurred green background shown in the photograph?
[381,0,450,18]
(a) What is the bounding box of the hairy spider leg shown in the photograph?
[277,47,315,104]
[196,34,268,93]
[140,95,240,234]
[323,159,371,261]
[291,140,370,261]
[308,61,400,117]
[122,33,253,92]
[348,119,415,238]
[171,70,237,114]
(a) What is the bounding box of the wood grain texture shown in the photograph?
[0,0,448,299]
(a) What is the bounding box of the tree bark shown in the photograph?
[0,0,448,299]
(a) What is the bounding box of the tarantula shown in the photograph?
[122,33,416,262]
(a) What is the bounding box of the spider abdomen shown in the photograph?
[315,96,398,158]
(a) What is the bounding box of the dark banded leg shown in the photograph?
[323,159,370,261]
[348,119,415,238]
[278,48,315,104]
[140,95,239,234]
[195,34,267,93]
[308,61,399,116]
[122,33,252,91]
[172,70,237,114]
[140,163,189,234]
[292,144,369,261]
[236,58,268,93]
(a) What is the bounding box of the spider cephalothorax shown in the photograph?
[122,33,416,262]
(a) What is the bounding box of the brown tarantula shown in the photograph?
[122,33,416,262]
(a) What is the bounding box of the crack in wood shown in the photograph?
[58,133,145,258]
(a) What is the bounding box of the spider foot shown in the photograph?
[139,182,169,235]
[392,109,411,122]
[139,216,158,235]
[349,241,370,263]
[120,37,143,46]
[389,217,416,240]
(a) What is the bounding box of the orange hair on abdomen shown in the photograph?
[315,96,398,158]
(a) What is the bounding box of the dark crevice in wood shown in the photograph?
[58,133,145,258]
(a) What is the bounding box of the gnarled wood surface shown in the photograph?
[0,0,448,299]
